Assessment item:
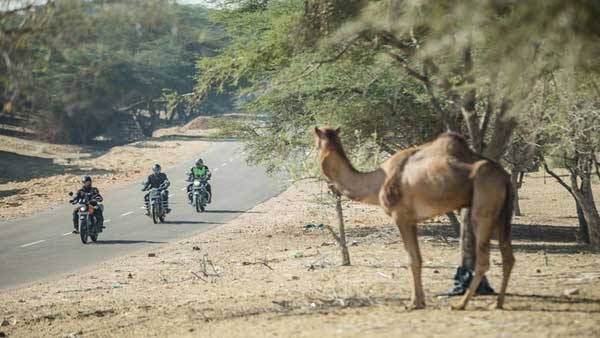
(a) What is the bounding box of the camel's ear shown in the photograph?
[334,127,341,135]
[313,126,324,138]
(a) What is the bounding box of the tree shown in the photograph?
[541,73,600,245]
[2,0,227,143]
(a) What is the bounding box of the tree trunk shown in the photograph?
[575,200,590,244]
[459,208,476,269]
[328,184,351,266]
[511,170,522,216]
[335,192,351,266]
[576,177,600,245]
[446,212,461,237]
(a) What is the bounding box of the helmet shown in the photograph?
[152,164,161,173]
[81,175,92,184]
[195,158,204,167]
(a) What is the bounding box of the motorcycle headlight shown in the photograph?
[80,206,87,212]
[193,180,201,187]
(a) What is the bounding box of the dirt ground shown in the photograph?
[1,172,599,338]
[0,119,218,221]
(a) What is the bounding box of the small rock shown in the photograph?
[291,276,300,281]
[350,240,360,246]
[563,288,579,296]
[127,273,133,279]
[148,253,156,257]
[266,234,272,238]
[0,319,8,327]
[192,246,200,251]
[433,269,440,274]
[536,269,542,273]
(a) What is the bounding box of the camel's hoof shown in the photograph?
[450,303,467,311]
[405,302,426,311]
[489,302,503,310]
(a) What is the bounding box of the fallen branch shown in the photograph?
[241,259,274,270]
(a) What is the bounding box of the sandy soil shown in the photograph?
[0,173,599,338]
[0,119,217,221]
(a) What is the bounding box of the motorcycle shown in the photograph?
[146,182,168,224]
[69,192,103,244]
[189,176,210,213]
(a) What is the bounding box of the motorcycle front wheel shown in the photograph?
[152,204,159,224]
[79,220,88,244]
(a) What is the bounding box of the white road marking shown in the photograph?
[169,194,174,197]
[181,187,186,191]
[104,219,111,224]
[121,211,134,217]
[229,158,234,162]
[21,240,46,248]
[222,163,227,167]
[63,232,72,236]
[213,168,219,173]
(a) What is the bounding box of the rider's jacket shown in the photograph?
[143,173,170,190]
[75,186,103,202]
[189,165,210,179]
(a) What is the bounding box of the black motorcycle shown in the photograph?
[69,192,103,244]
[146,182,168,224]
[189,176,210,213]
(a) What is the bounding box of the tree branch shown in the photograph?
[271,34,363,87]
[542,160,575,198]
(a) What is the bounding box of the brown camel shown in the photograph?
[313,127,515,310]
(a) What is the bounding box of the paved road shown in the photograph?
[0,141,284,289]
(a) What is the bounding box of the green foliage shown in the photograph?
[196,0,441,178]
[2,0,227,143]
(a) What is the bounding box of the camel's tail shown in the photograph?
[499,177,514,242]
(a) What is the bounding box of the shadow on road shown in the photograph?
[163,220,225,225]
[204,209,263,214]
[95,240,166,245]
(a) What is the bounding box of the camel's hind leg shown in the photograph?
[395,216,425,309]
[452,162,505,310]
[494,220,515,309]
[451,212,494,310]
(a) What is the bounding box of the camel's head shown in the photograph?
[312,126,341,153]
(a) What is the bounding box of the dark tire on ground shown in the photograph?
[79,221,88,244]
[152,205,158,224]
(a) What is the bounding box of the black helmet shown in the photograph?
[81,175,92,183]
[195,158,204,167]
[152,164,161,173]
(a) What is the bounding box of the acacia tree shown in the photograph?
[541,74,600,245]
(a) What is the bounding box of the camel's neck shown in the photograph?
[321,147,385,205]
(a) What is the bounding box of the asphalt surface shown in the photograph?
[0,140,285,289]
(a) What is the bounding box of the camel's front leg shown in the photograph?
[397,220,425,309]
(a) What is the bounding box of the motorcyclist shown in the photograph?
[71,175,104,234]
[142,164,171,214]
[187,158,212,204]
